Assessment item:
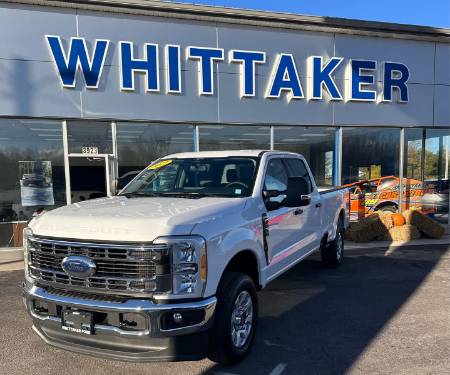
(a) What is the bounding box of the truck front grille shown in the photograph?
[27,237,171,295]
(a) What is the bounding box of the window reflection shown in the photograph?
[343,127,400,220]
[0,119,66,246]
[67,121,113,154]
[199,126,270,151]
[273,126,335,187]
[116,123,194,189]
[424,128,449,224]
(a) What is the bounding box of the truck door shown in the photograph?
[284,158,322,255]
[263,158,308,275]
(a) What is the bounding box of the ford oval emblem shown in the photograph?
[61,256,96,278]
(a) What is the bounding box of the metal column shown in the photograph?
[270,126,274,150]
[398,128,405,213]
[62,120,71,205]
[334,127,342,186]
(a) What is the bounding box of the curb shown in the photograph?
[345,235,450,250]
[0,248,23,263]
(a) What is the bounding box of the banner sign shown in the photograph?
[46,35,410,103]
[19,161,55,207]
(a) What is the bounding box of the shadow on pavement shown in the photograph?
[204,244,449,375]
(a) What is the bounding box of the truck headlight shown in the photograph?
[153,236,207,297]
[23,227,33,281]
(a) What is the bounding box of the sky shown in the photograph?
[165,0,450,28]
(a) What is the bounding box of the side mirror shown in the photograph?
[285,177,312,207]
[263,190,281,199]
[263,189,285,211]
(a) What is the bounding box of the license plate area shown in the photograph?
[61,308,94,335]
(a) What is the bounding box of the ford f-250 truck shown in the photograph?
[22,150,348,365]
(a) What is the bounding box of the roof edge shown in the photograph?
[3,0,450,42]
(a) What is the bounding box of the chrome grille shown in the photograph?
[27,237,171,294]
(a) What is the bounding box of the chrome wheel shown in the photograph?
[231,290,253,348]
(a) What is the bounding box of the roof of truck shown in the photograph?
[164,150,301,158]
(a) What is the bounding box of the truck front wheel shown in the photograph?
[208,272,258,365]
[321,219,344,268]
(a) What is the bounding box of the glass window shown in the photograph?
[67,121,113,154]
[404,128,449,225]
[424,128,449,225]
[199,125,270,151]
[264,159,289,192]
[342,128,400,184]
[120,157,258,198]
[273,126,335,188]
[404,128,423,180]
[116,123,194,189]
[284,158,312,190]
[342,127,400,219]
[0,119,66,247]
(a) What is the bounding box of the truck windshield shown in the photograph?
[119,157,259,198]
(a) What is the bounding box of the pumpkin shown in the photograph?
[391,213,405,227]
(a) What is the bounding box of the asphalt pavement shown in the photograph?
[0,243,449,375]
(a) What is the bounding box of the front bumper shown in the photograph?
[22,282,216,362]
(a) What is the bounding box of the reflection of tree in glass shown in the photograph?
[119,135,172,166]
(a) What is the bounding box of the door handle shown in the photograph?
[315,203,322,208]
[294,208,303,215]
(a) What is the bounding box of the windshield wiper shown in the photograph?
[120,192,235,199]
[154,192,205,199]
[119,192,161,198]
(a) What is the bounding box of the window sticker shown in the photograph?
[235,188,242,195]
[148,159,173,170]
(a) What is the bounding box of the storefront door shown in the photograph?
[67,154,116,204]
[64,121,117,205]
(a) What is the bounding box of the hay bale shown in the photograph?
[375,211,394,229]
[388,225,421,241]
[403,210,445,239]
[347,214,389,242]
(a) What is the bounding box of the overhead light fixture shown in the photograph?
[29,128,61,132]
[200,126,224,129]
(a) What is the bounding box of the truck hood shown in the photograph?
[30,196,248,242]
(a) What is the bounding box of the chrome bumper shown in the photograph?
[22,282,216,362]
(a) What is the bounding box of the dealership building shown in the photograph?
[0,0,449,247]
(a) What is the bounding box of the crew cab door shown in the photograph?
[284,158,322,253]
[262,157,322,280]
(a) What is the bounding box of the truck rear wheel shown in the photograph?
[208,272,258,365]
[321,219,344,268]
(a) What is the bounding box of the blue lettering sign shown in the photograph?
[311,56,343,100]
[46,35,109,88]
[267,54,303,100]
[165,45,181,94]
[188,47,224,95]
[383,62,409,102]
[350,60,377,101]
[230,50,266,97]
[119,42,159,92]
[45,36,411,105]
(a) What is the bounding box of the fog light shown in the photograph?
[129,280,156,292]
[173,313,183,323]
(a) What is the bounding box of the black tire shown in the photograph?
[321,218,344,268]
[208,272,258,365]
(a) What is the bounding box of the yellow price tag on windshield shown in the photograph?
[148,159,173,170]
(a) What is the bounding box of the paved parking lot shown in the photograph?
[1,243,449,375]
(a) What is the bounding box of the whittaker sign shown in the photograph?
[46,35,411,103]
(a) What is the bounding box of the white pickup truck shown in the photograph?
[22,150,348,364]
